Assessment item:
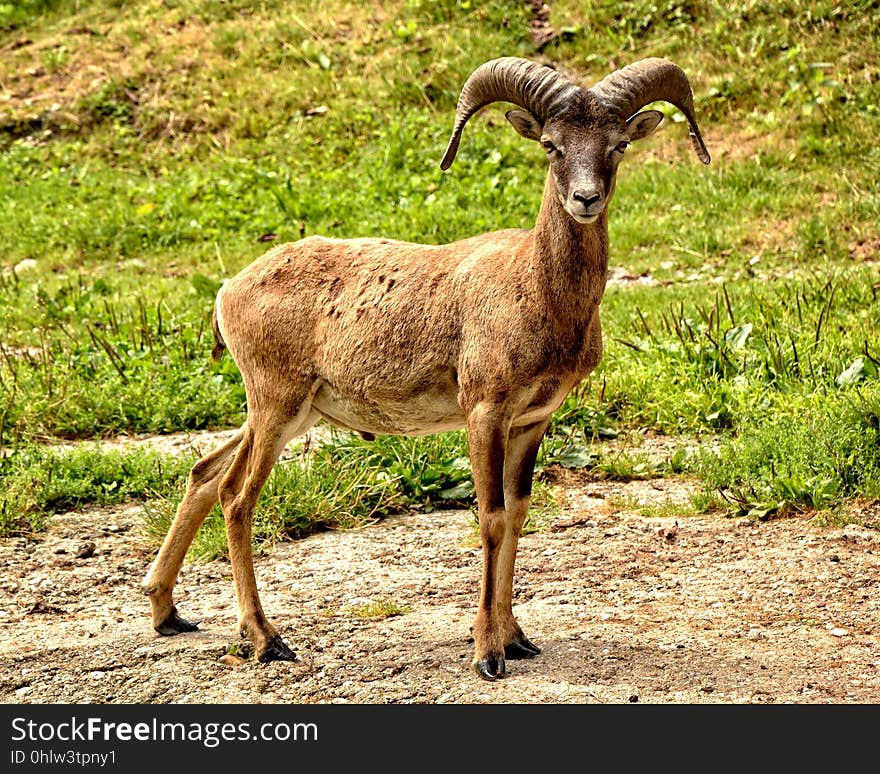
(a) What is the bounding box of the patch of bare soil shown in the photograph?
[1,468,879,704]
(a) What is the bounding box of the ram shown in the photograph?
[143,56,710,680]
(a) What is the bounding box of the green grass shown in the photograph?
[592,271,880,434]
[142,451,403,563]
[329,599,411,620]
[0,271,245,441]
[140,429,483,561]
[696,391,880,519]
[1,0,879,540]
[0,442,194,535]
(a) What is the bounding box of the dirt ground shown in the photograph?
[1,433,879,705]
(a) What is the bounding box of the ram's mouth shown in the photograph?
[567,210,600,225]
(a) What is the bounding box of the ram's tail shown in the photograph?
[210,302,226,361]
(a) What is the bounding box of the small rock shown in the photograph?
[830,628,848,637]
[26,601,66,615]
[657,521,679,541]
[218,654,247,668]
[75,541,96,559]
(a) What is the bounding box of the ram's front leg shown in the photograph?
[496,418,550,660]
[466,402,511,680]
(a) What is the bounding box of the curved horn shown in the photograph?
[591,58,711,164]
[440,57,578,170]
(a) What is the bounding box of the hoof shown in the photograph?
[154,608,199,636]
[505,636,541,660]
[257,634,298,663]
[473,653,506,681]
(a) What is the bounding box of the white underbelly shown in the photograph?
[312,382,466,437]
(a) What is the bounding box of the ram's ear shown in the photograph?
[626,109,664,141]
[505,109,544,141]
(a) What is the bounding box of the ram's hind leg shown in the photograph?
[218,398,319,662]
[143,427,247,634]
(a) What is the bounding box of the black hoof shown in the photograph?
[155,608,199,636]
[258,634,298,663]
[505,636,542,660]
[473,653,506,681]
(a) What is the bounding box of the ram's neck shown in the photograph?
[529,172,609,310]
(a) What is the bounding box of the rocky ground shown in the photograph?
[1,456,878,705]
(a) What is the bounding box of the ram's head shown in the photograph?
[440,57,711,224]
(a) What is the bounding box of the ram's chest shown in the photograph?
[522,298,605,380]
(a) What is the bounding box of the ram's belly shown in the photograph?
[312,378,465,437]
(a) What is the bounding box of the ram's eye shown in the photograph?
[615,141,629,154]
[541,139,557,154]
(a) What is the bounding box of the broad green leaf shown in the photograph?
[836,357,865,387]
[553,445,595,469]
[439,482,474,500]
[724,323,753,350]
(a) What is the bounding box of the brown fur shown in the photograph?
[143,84,697,680]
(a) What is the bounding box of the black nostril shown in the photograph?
[573,190,601,208]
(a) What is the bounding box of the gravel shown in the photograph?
[2,472,879,704]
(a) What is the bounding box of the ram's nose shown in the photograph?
[572,190,603,215]
[566,189,604,223]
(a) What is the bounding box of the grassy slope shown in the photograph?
[1,0,879,541]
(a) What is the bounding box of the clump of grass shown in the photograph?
[695,388,880,520]
[610,493,700,520]
[0,442,194,536]
[142,440,406,562]
[597,271,880,435]
[324,431,476,508]
[0,274,245,442]
[332,599,411,620]
[634,498,698,520]
[596,449,663,481]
